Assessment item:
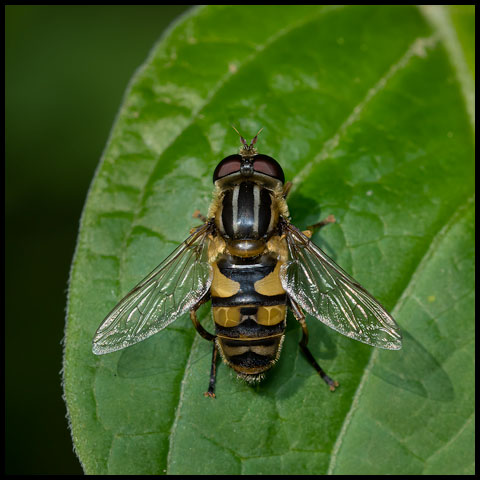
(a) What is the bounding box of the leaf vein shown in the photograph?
[327,193,474,474]
[291,34,440,194]
[424,411,474,464]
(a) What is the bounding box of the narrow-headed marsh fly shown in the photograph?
[93,128,402,397]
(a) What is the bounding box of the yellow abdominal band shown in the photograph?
[213,305,286,327]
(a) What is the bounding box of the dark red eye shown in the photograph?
[253,154,285,183]
[213,155,242,182]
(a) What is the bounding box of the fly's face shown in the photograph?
[92,127,402,398]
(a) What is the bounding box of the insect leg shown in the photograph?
[282,181,293,199]
[192,209,208,223]
[190,296,215,341]
[204,342,219,398]
[305,214,336,237]
[189,294,220,397]
[289,297,339,391]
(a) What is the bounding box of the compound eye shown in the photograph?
[253,154,285,183]
[213,154,242,182]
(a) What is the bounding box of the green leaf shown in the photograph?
[63,5,474,475]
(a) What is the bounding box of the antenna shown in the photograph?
[231,125,264,154]
[250,127,264,146]
[231,125,248,148]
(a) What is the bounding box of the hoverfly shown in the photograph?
[92,128,402,397]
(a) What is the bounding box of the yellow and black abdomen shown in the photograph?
[211,253,287,381]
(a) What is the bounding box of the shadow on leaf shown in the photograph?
[372,329,454,402]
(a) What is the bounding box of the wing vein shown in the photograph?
[92,225,212,354]
[282,221,401,349]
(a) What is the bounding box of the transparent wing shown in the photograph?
[281,222,402,350]
[92,224,213,354]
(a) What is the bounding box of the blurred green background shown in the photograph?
[5,5,191,474]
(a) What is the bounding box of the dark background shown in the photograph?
[5,5,191,474]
